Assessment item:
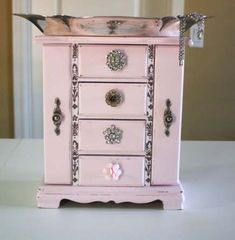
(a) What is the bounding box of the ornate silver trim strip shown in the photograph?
[71,43,79,186]
[145,44,155,186]
[178,13,207,65]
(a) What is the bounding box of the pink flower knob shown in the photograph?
[102,163,123,180]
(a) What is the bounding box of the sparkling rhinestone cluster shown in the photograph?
[106,49,127,71]
[103,124,123,144]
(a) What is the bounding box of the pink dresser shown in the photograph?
[36,36,185,210]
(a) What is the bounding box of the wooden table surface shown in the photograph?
[0,139,234,240]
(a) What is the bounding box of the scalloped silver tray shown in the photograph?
[14,13,207,37]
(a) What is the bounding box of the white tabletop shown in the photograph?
[0,139,234,240]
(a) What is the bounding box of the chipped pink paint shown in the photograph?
[36,36,185,210]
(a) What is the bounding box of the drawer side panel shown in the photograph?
[43,44,71,184]
[152,46,184,185]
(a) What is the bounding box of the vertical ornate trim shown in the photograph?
[71,43,79,186]
[178,16,186,66]
[145,45,155,186]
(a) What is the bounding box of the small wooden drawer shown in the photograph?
[79,83,147,118]
[79,156,144,186]
[78,120,145,155]
[78,45,147,79]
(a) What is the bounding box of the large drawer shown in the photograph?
[79,156,144,186]
[78,120,146,155]
[79,83,147,119]
[78,45,147,79]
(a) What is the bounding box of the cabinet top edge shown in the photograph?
[34,35,181,46]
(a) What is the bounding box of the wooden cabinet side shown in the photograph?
[151,45,184,185]
[42,43,72,184]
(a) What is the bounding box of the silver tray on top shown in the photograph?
[15,13,207,37]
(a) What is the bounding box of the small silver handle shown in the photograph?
[164,99,174,136]
[52,98,63,135]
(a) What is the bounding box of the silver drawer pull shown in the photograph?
[103,124,123,144]
[52,98,63,135]
[105,89,123,107]
[106,49,128,71]
[164,99,175,136]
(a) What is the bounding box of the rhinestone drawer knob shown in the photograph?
[103,124,123,144]
[105,89,123,107]
[106,49,128,71]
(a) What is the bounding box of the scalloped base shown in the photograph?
[37,184,184,210]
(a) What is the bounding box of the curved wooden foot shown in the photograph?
[37,187,61,208]
[162,199,183,210]
[36,184,184,210]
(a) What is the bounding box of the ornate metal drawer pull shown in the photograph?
[106,49,128,71]
[52,98,63,135]
[164,99,175,136]
[105,89,123,107]
[103,124,123,144]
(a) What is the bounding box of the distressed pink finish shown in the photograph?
[43,44,71,184]
[37,35,185,209]
[37,185,184,210]
[79,156,144,186]
[151,46,184,185]
[78,45,147,79]
[78,120,145,155]
[79,83,147,118]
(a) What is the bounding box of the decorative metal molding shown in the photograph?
[178,12,207,65]
[103,125,123,144]
[106,49,128,71]
[52,98,63,135]
[164,99,174,136]
[71,43,79,186]
[105,89,123,107]
[178,16,186,66]
[145,44,155,186]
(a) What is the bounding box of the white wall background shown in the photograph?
[13,0,184,138]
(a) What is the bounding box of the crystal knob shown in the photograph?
[106,49,128,71]
[103,124,123,144]
[105,89,123,107]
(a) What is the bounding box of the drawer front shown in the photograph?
[79,83,147,118]
[78,45,147,79]
[79,120,145,155]
[79,156,144,186]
